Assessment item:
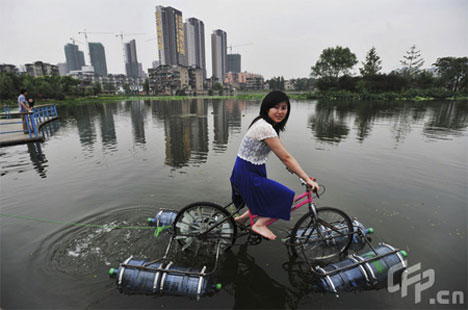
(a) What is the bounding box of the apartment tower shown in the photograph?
[227,54,241,73]
[211,29,227,83]
[184,17,206,79]
[64,43,85,72]
[155,6,185,66]
[125,39,140,78]
[88,42,108,76]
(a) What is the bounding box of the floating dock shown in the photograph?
[0,104,59,147]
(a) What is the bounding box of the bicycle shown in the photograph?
[172,176,354,262]
[111,178,407,297]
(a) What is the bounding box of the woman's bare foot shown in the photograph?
[234,216,249,227]
[252,224,277,240]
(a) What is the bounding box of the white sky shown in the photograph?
[1,0,466,79]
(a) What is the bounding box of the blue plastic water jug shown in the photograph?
[294,219,372,248]
[357,243,407,285]
[109,257,221,299]
[348,219,374,251]
[148,209,178,227]
[318,243,407,293]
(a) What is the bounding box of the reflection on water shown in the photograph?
[72,104,97,153]
[309,100,467,144]
[220,244,292,309]
[96,103,117,151]
[154,99,209,167]
[27,142,47,178]
[424,101,468,139]
[1,100,466,178]
[130,101,147,145]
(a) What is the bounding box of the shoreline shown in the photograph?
[1,91,467,107]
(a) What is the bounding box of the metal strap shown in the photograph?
[153,262,164,292]
[118,256,133,285]
[381,242,407,268]
[317,266,337,294]
[351,255,370,283]
[197,266,207,297]
[359,253,377,282]
[156,210,163,227]
[160,261,173,291]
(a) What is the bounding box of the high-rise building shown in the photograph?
[155,6,185,66]
[227,54,241,73]
[184,17,206,79]
[125,39,140,78]
[211,29,227,83]
[88,42,108,76]
[64,43,85,72]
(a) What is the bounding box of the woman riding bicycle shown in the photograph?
[230,91,319,240]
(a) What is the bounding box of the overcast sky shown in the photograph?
[1,0,466,79]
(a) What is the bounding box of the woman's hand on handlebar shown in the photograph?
[306,179,319,192]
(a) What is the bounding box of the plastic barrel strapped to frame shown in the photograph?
[109,257,218,298]
[148,209,178,227]
[319,243,408,293]
[294,219,373,248]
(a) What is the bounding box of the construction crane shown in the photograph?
[78,29,113,65]
[227,43,254,54]
[115,32,147,73]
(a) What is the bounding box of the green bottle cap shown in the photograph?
[280,238,287,243]
[147,217,153,223]
[368,227,374,234]
[400,250,408,258]
[216,283,222,290]
[109,268,116,276]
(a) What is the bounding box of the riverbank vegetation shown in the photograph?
[1,45,466,105]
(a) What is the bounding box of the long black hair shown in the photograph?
[249,90,291,135]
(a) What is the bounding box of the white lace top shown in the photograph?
[237,118,278,165]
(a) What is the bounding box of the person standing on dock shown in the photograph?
[18,89,32,133]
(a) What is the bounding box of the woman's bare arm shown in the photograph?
[264,137,318,190]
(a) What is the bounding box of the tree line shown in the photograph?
[267,45,467,98]
[0,73,107,101]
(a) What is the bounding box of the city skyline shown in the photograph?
[0,0,466,79]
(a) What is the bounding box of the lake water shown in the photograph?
[1,99,467,309]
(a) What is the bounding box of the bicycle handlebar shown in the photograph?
[286,167,319,196]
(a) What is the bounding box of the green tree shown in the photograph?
[360,47,382,77]
[122,83,131,95]
[93,81,102,95]
[103,82,116,93]
[266,76,285,90]
[212,82,224,95]
[400,45,424,77]
[433,57,468,92]
[60,76,80,95]
[0,72,21,99]
[311,46,358,80]
[143,78,150,95]
[84,86,94,96]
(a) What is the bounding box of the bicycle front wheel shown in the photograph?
[290,207,353,261]
[173,202,237,255]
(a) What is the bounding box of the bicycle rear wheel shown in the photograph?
[290,207,353,261]
[173,202,237,255]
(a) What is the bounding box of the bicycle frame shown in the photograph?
[246,189,317,227]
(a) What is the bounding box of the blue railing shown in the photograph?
[0,104,58,139]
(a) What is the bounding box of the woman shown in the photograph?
[230,91,318,240]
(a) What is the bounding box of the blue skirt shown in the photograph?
[230,157,295,221]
